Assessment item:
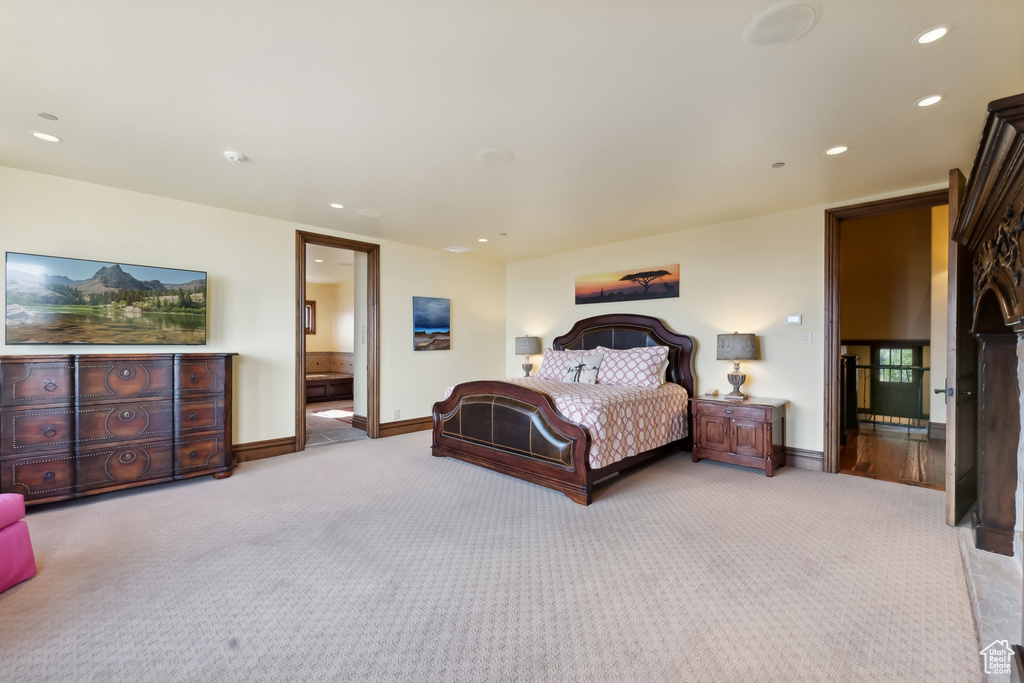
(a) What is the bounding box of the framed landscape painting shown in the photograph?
[574,264,680,305]
[413,296,450,351]
[6,252,207,345]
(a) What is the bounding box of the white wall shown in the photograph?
[506,205,826,452]
[0,166,506,443]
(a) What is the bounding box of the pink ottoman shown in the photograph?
[0,494,37,593]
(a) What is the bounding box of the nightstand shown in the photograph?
[689,395,787,476]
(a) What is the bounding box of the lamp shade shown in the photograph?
[515,336,542,355]
[717,333,758,361]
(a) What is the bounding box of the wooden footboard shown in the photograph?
[431,381,594,504]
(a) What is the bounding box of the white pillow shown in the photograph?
[561,352,603,384]
[594,346,669,387]
[534,349,576,380]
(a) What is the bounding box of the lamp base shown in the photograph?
[724,370,747,401]
[522,363,534,378]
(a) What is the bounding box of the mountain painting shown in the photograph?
[6,252,207,345]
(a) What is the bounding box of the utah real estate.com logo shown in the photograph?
[980,640,1013,677]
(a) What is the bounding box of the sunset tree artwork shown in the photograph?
[574,264,679,305]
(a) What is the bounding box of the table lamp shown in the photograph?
[717,332,758,401]
[515,336,542,377]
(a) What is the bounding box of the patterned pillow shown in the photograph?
[561,352,603,384]
[595,346,670,387]
[534,349,576,380]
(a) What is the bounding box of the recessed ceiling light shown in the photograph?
[30,131,61,142]
[442,246,474,253]
[37,113,58,121]
[772,162,786,169]
[916,95,942,107]
[478,238,488,243]
[357,209,383,218]
[825,146,848,156]
[916,26,950,44]
[314,259,324,263]
[329,203,344,209]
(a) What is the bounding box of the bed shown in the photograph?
[431,314,696,504]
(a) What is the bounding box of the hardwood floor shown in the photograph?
[839,424,945,490]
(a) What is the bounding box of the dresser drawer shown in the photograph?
[176,356,227,395]
[1,452,76,501]
[1,408,76,456]
[76,401,175,446]
[1,357,74,407]
[175,436,227,475]
[176,398,226,434]
[77,356,174,402]
[76,441,175,492]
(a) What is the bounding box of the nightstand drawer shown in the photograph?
[692,402,768,421]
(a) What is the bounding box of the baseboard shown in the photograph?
[929,422,947,440]
[380,416,433,438]
[233,436,297,462]
[786,446,824,472]
[352,414,367,431]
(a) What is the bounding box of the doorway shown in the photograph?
[834,204,945,488]
[824,189,949,478]
[296,231,380,446]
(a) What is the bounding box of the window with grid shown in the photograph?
[877,347,915,383]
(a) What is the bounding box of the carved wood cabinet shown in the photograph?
[690,396,787,476]
[0,353,234,505]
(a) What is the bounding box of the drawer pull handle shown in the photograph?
[188,450,199,460]
[725,408,733,415]
[119,408,137,422]
[117,366,137,380]
[43,471,55,482]
[43,379,58,392]
[188,373,199,384]
[42,424,58,438]
[187,412,198,422]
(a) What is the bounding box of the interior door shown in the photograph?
[945,168,978,525]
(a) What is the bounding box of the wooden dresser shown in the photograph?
[0,353,234,505]
[690,395,787,476]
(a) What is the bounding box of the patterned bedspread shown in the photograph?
[447,379,689,469]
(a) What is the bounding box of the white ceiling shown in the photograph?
[2,1,1023,262]
[306,243,354,285]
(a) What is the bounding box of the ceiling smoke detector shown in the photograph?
[745,2,821,48]
[223,151,247,164]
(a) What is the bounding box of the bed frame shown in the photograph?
[431,314,696,504]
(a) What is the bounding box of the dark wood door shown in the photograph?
[946,168,978,526]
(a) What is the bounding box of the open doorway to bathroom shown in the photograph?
[304,244,365,447]
[296,231,380,446]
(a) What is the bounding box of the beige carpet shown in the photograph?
[0,432,981,682]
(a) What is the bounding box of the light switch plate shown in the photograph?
[787,314,802,325]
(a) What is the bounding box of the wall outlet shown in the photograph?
[393,409,400,420]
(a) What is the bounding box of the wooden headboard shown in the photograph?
[552,314,696,397]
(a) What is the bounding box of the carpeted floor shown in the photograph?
[0,432,982,682]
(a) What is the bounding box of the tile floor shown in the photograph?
[305,399,367,447]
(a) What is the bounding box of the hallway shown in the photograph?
[839,424,945,490]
